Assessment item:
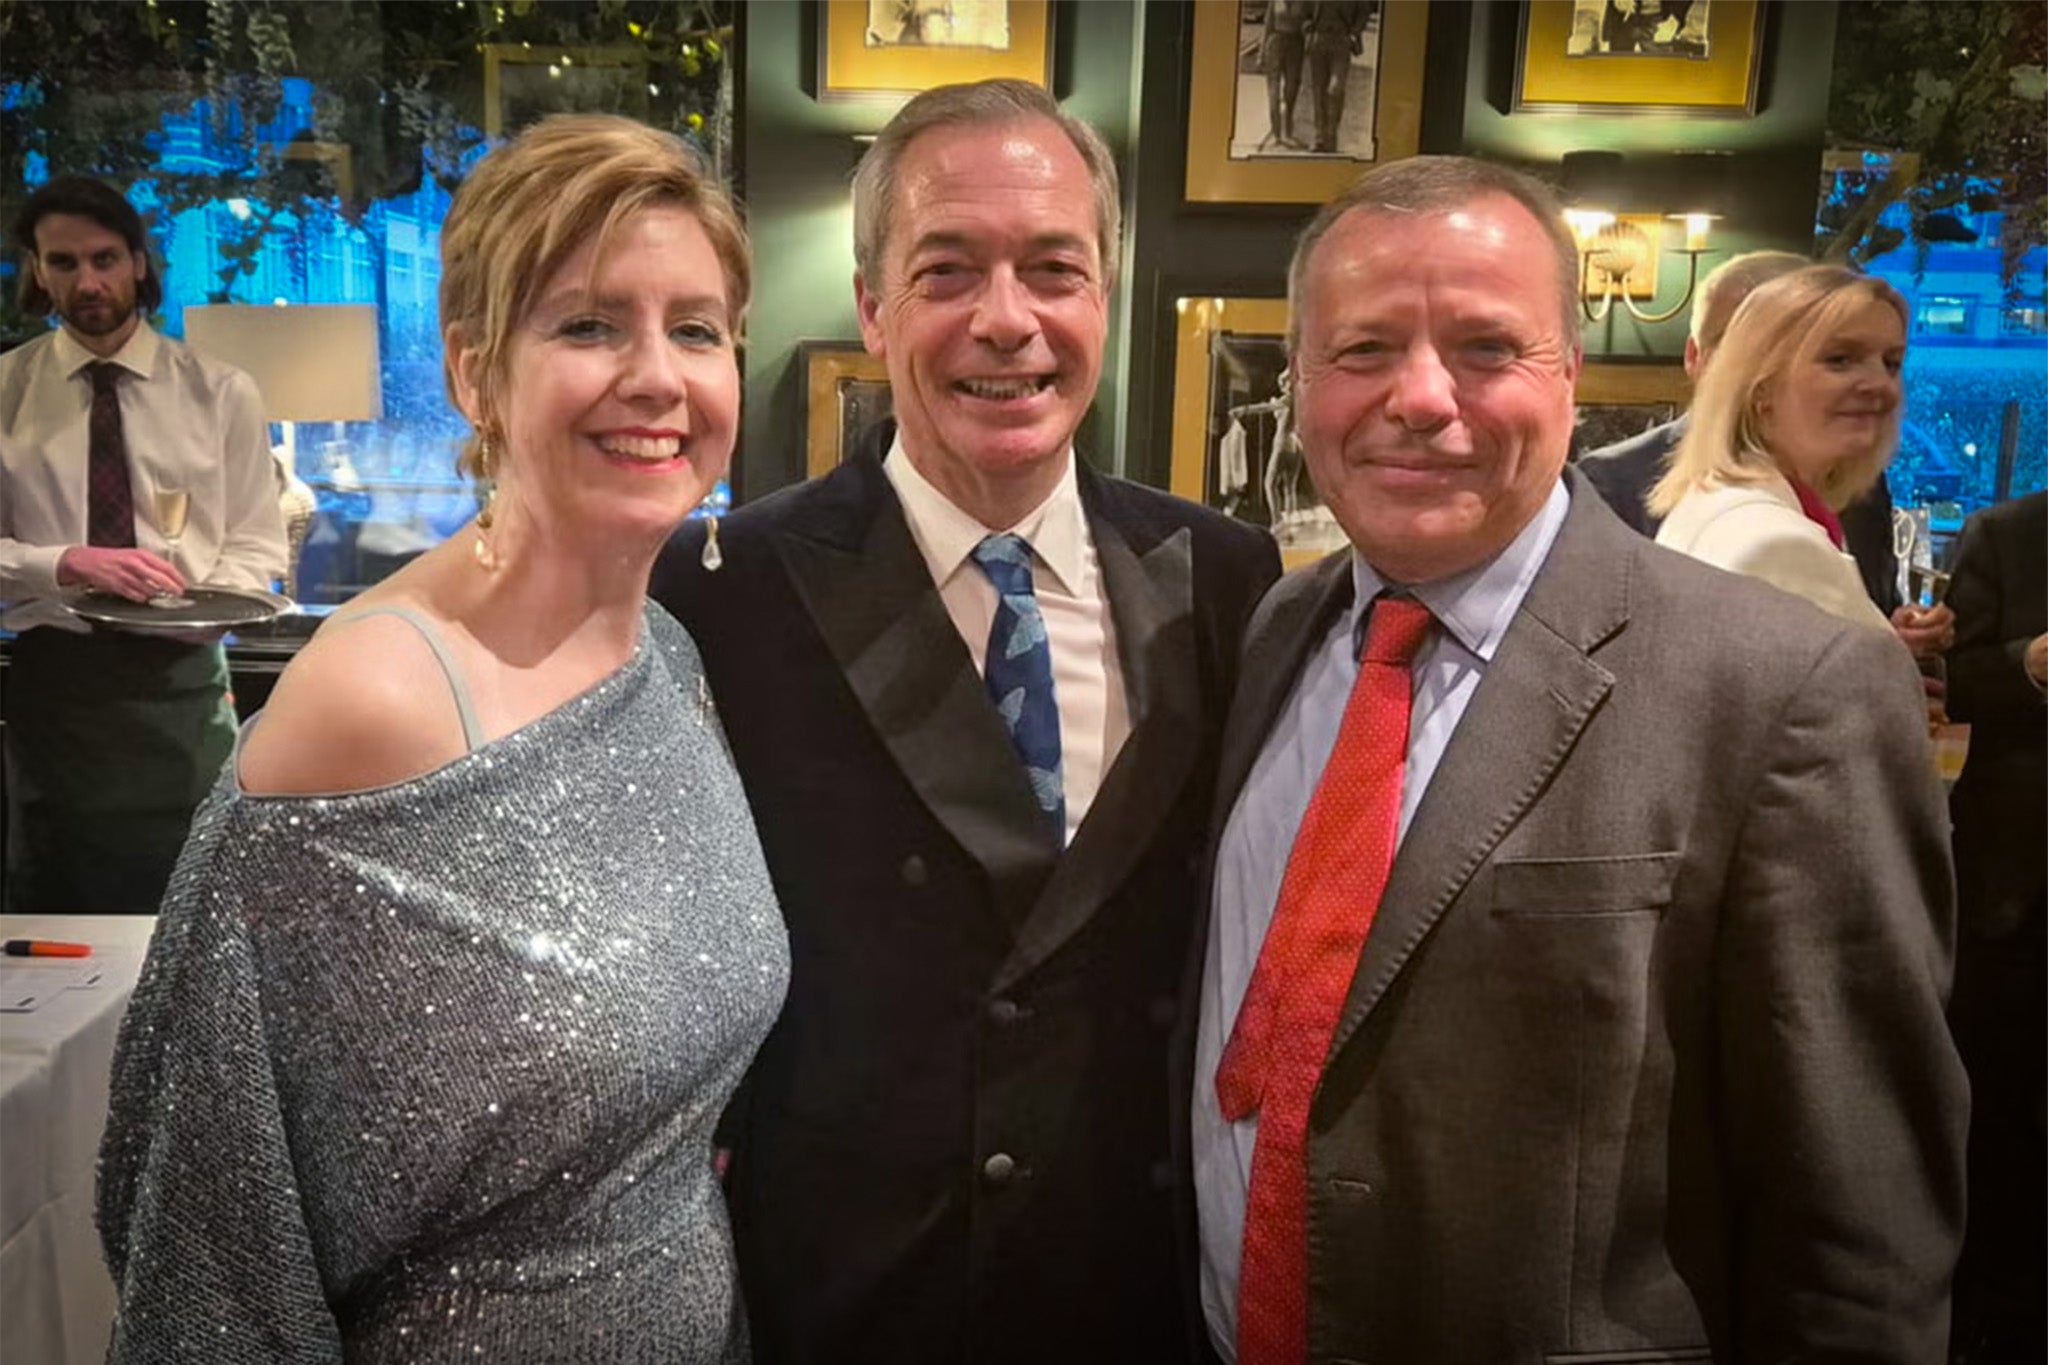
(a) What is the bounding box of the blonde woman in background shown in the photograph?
[97,115,786,1362]
[1651,266,1913,633]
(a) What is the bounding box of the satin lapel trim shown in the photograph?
[996,519,1198,990]
[776,499,1057,907]
[1324,486,1630,1060]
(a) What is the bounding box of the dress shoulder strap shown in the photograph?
[324,605,487,753]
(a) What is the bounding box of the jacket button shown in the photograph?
[981,1152,1018,1185]
[1147,995,1177,1027]
[900,854,928,886]
[987,998,1025,1025]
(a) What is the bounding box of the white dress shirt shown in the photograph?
[884,436,1129,845]
[0,322,287,631]
[1193,480,1570,1359]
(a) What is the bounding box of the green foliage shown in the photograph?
[1820,0,2047,286]
[0,0,732,330]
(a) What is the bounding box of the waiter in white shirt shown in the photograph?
[1,175,286,913]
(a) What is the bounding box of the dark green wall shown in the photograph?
[738,0,1843,502]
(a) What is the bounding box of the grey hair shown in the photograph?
[1688,249,1810,349]
[1286,155,1582,353]
[851,78,1121,292]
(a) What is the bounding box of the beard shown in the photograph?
[59,293,137,338]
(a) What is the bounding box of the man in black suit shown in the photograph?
[651,79,1280,1365]
[1944,490,2047,1365]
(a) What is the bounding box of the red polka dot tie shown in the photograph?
[1216,593,1434,1365]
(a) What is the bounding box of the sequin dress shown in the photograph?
[96,602,788,1363]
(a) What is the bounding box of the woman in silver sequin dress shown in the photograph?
[96,116,788,1363]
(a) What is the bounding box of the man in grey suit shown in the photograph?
[1189,156,1965,1364]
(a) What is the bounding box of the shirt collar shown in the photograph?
[1346,477,1572,662]
[53,319,158,382]
[883,432,1086,594]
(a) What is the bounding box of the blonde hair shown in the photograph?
[439,114,751,480]
[1650,266,1907,515]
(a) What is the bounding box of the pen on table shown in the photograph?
[3,940,92,958]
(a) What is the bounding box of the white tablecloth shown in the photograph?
[0,914,156,1365]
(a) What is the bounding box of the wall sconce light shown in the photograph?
[1561,151,1732,324]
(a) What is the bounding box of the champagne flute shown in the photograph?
[150,487,195,609]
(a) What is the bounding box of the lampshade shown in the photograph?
[183,303,383,422]
[1559,150,1628,209]
[1665,152,1737,219]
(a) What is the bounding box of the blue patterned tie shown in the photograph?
[971,534,1065,839]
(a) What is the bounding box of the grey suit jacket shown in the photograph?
[1206,472,1966,1363]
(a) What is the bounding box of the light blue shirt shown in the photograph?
[1193,480,1571,1359]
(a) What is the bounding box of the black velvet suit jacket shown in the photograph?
[650,426,1279,1365]
[1946,489,2047,927]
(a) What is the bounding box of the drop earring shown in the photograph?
[701,515,723,572]
[471,433,500,572]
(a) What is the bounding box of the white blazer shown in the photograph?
[1654,469,1893,632]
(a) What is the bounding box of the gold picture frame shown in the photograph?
[818,0,1053,102]
[1170,296,1339,570]
[800,341,893,479]
[1514,0,1765,116]
[1184,0,1430,206]
[483,44,649,139]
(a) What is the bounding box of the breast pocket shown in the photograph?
[1490,852,1679,918]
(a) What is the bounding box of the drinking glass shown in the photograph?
[150,487,195,609]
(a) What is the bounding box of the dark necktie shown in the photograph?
[1217,593,1434,1365]
[970,533,1065,840]
[85,362,137,548]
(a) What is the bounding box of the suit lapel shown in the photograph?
[996,475,1198,990]
[775,453,1056,920]
[1325,478,1634,1060]
[1214,555,1355,830]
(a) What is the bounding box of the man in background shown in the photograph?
[653,80,1278,1363]
[1192,155,1963,1363]
[1576,249,1953,656]
[0,176,285,911]
[1943,489,2047,1365]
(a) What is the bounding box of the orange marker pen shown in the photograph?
[2,940,92,958]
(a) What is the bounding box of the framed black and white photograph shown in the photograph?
[1185,0,1428,204]
[800,342,892,479]
[1226,0,1385,161]
[1515,0,1763,115]
[1170,297,1347,569]
[863,0,1013,49]
[1564,0,1713,58]
[819,0,1051,99]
